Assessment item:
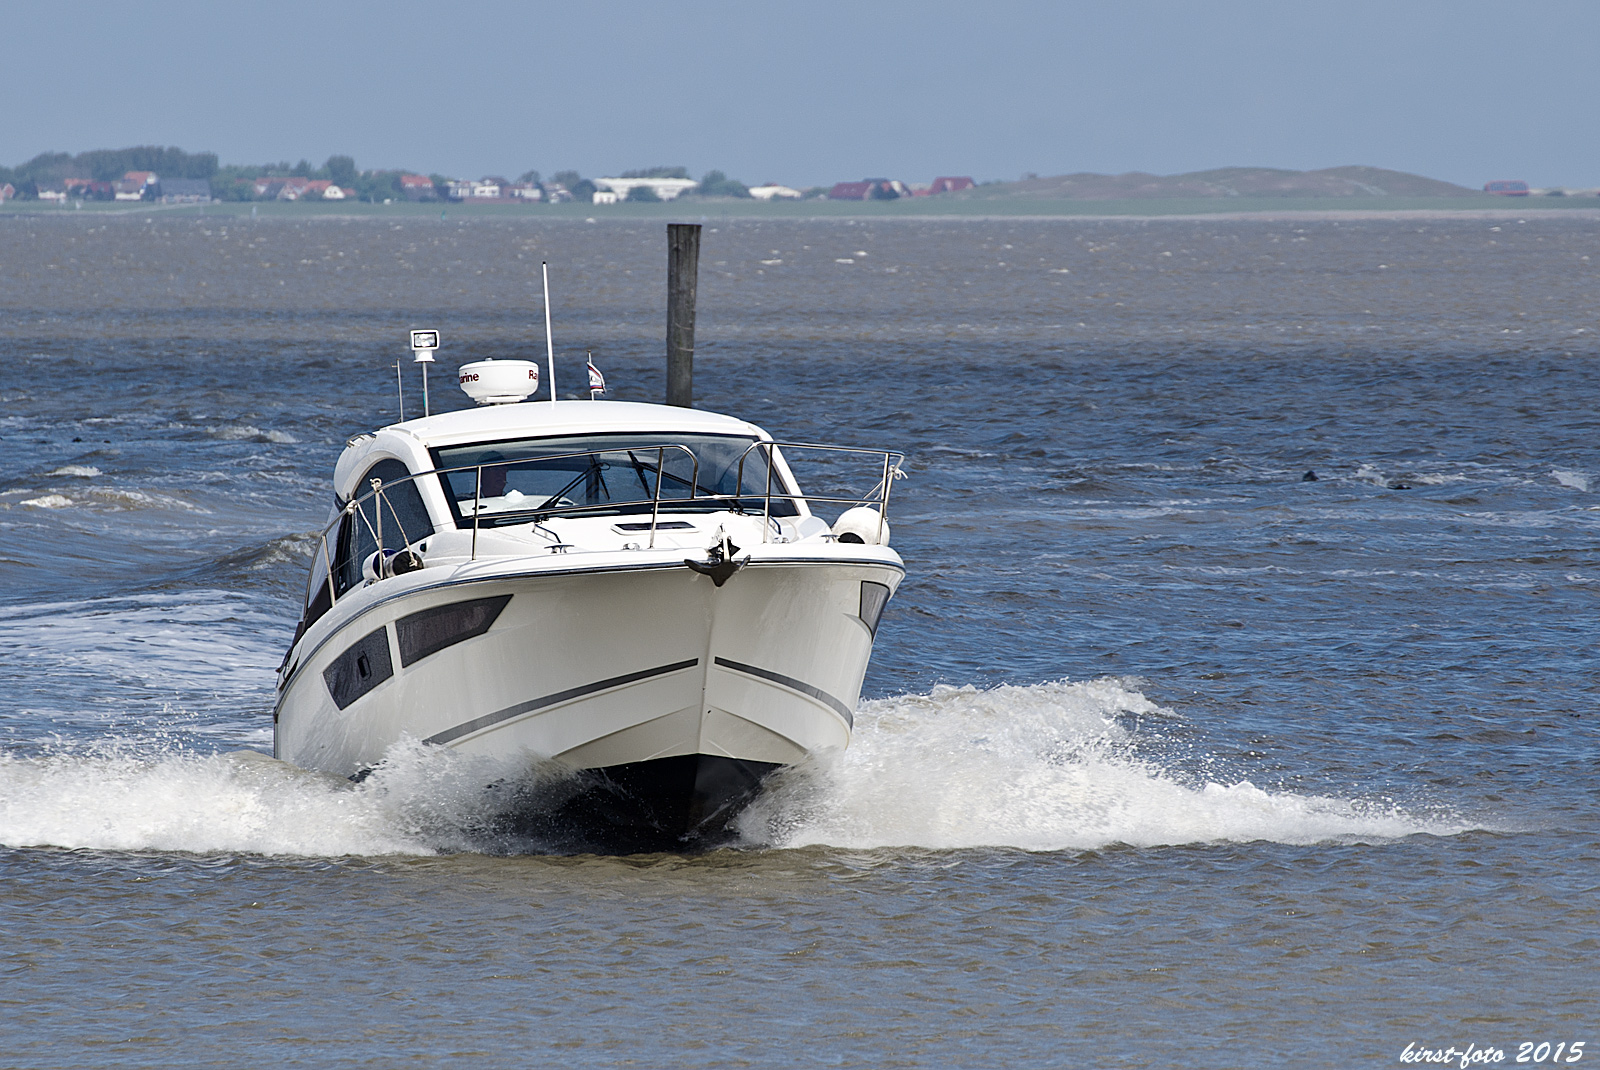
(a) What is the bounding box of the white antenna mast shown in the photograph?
[542,261,557,406]
[394,358,405,421]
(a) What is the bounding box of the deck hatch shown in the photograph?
[396,594,512,668]
[323,627,393,710]
[613,521,695,532]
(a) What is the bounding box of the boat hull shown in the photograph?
[503,754,782,853]
[274,553,900,847]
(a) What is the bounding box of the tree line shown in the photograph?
[1,146,218,193]
[0,145,782,202]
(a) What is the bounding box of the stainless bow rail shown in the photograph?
[299,440,903,616]
[736,440,906,544]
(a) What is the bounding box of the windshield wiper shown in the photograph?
[533,460,606,511]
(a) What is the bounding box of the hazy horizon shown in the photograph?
[6,0,1598,190]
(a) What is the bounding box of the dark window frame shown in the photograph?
[332,458,435,596]
[427,431,799,530]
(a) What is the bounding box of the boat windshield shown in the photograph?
[430,432,798,527]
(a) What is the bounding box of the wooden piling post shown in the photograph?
[666,223,700,407]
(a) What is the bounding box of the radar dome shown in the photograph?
[458,359,539,405]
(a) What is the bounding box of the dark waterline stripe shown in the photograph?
[712,656,853,728]
[425,658,701,746]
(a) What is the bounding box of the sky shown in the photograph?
[6,0,1598,189]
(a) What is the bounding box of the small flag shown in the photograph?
[587,357,606,397]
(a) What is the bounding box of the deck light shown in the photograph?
[410,329,439,415]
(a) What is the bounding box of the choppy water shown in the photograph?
[2,212,1597,1067]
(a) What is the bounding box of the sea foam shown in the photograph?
[0,680,1477,859]
[1552,468,1590,492]
[738,679,1474,851]
[0,744,491,857]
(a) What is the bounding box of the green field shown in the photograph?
[4,194,1598,220]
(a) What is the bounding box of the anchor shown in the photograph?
[685,529,746,587]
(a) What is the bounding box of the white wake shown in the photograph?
[0,679,1478,858]
[738,678,1474,851]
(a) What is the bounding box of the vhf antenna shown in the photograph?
[543,261,557,406]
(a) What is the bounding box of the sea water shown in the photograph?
[1,212,1596,1067]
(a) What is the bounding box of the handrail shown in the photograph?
[734,440,906,543]
[301,438,899,615]
[305,443,701,611]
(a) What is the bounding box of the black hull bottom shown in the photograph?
[499,754,781,855]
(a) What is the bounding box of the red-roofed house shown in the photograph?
[829,178,908,200]
[929,176,975,194]
[65,178,115,200]
[400,174,435,201]
[116,171,159,201]
[828,181,874,200]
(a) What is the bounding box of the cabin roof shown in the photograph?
[385,400,769,450]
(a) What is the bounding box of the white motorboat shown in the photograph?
[274,359,904,849]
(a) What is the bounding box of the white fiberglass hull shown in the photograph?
[273,548,902,796]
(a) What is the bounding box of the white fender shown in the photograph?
[832,506,890,546]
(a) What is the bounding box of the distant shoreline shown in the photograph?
[5,195,1600,222]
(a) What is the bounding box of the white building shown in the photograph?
[748,183,803,201]
[159,179,213,203]
[592,176,699,201]
[592,190,619,205]
[115,171,159,201]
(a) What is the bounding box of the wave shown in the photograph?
[737,679,1477,851]
[208,425,300,444]
[18,494,73,509]
[0,592,286,696]
[1352,463,1468,488]
[1551,468,1590,492]
[5,488,201,513]
[0,746,434,857]
[210,533,319,573]
[0,680,1482,859]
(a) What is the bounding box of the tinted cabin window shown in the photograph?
[333,459,433,596]
[430,433,799,527]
